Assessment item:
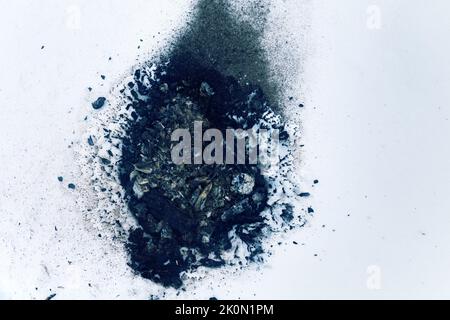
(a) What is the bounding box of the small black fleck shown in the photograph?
[46,293,56,300]
[100,158,111,165]
[57,176,63,182]
[68,183,76,190]
[101,75,106,80]
[92,97,106,110]
[299,192,310,197]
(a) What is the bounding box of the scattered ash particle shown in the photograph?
[57,176,63,182]
[91,97,107,110]
[68,183,76,190]
[87,136,95,146]
[46,293,56,300]
[299,192,310,197]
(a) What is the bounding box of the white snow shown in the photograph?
[1,0,450,299]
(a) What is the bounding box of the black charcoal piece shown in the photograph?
[46,293,56,300]
[299,192,310,197]
[91,97,106,110]
[87,136,94,146]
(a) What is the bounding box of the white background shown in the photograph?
[0,0,450,299]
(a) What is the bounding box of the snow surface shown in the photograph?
[1,0,450,299]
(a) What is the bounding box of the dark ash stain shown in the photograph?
[114,0,296,288]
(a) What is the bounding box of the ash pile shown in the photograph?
[119,53,290,288]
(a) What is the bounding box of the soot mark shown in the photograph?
[170,0,278,105]
[117,0,293,288]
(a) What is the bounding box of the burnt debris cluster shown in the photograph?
[86,0,300,288]
[119,52,288,288]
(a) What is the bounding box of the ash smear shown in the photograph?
[170,0,278,105]
[77,0,309,290]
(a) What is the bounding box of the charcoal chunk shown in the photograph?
[91,97,106,110]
